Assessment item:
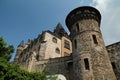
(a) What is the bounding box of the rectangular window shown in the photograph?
[67,62,73,70]
[92,35,98,44]
[64,40,70,49]
[84,58,90,70]
[74,39,77,49]
[111,62,116,69]
[76,23,79,32]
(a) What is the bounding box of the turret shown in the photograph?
[14,40,25,63]
[66,6,116,80]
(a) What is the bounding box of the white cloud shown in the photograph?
[80,0,84,4]
[90,0,120,45]
[92,0,108,11]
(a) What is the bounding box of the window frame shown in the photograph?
[76,23,79,32]
[52,37,57,43]
[55,48,60,54]
[92,35,98,45]
[64,40,70,50]
[84,58,90,70]
[74,39,77,49]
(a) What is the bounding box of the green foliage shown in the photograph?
[0,58,46,80]
[29,72,46,80]
[0,37,14,60]
[0,37,47,80]
[44,68,57,80]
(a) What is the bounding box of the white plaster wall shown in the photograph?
[44,32,61,59]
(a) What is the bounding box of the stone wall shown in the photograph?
[44,32,62,59]
[66,6,116,80]
[61,36,72,57]
[106,42,120,80]
[33,56,73,80]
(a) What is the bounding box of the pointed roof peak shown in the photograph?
[56,22,63,29]
[54,22,68,37]
[54,22,65,32]
[18,40,24,47]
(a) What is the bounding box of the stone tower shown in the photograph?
[66,6,116,80]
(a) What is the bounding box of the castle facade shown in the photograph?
[14,6,120,80]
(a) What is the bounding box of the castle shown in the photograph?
[14,6,120,80]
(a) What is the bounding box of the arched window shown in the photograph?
[74,39,77,49]
[55,48,60,54]
[52,37,57,43]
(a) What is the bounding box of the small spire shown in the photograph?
[54,23,68,37]
[18,40,24,47]
[56,22,63,29]
[28,39,31,43]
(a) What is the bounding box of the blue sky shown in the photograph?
[0,0,120,61]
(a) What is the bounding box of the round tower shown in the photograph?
[66,6,116,80]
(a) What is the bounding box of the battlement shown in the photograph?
[66,6,101,30]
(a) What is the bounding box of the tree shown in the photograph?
[0,37,14,61]
[0,60,46,80]
[0,37,47,80]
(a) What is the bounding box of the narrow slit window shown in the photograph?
[92,35,98,44]
[111,62,116,69]
[76,23,79,32]
[74,39,77,49]
[84,58,90,70]
[67,62,73,70]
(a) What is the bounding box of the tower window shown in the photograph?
[84,58,90,70]
[111,62,116,69]
[74,39,77,49]
[52,37,57,43]
[36,54,39,61]
[64,40,70,49]
[67,62,73,70]
[55,48,60,54]
[76,23,79,32]
[92,35,98,44]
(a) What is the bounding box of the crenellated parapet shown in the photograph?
[66,6,116,80]
[66,6,101,31]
